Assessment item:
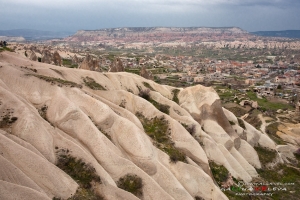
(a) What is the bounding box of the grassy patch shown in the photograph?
[38,105,48,121]
[56,153,101,189]
[0,113,17,128]
[237,118,246,129]
[209,161,229,187]
[247,91,292,111]
[254,145,277,166]
[136,113,187,163]
[265,122,287,145]
[142,82,155,91]
[172,89,180,104]
[138,89,170,114]
[138,89,150,100]
[0,46,14,52]
[256,163,300,200]
[195,196,205,200]
[229,120,235,125]
[244,109,262,130]
[27,74,82,88]
[117,174,143,198]
[150,99,170,115]
[62,58,72,66]
[50,68,63,76]
[56,152,104,200]
[225,106,247,117]
[181,123,196,135]
[83,76,106,90]
[98,127,112,141]
[125,68,140,75]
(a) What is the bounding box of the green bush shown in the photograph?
[27,74,82,88]
[142,82,155,91]
[136,113,187,163]
[237,118,245,129]
[172,89,180,104]
[117,174,143,198]
[56,152,104,200]
[0,113,18,128]
[83,76,106,90]
[229,120,235,125]
[254,145,277,166]
[265,122,287,145]
[56,153,101,189]
[181,123,196,135]
[138,90,170,114]
[209,161,229,186]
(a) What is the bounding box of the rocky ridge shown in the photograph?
[0,51,299,200]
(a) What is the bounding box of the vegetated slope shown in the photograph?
[0,51,299,200]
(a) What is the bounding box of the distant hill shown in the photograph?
[0,29,74,41]
[251,30,300,39]
[66,27,250,43]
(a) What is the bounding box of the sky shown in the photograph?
[1,0,300,33]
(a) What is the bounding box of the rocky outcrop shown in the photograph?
[41,49,52,64]
[1,51,297,200]
[239,100,258,109]
[140,66,153,80]
[79,54,101,71]
[108,58,124,72]
[25,50,37,61]
[52,51,62,66]
[72,54,79,65]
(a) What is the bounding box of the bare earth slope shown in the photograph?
[0,51,281,200]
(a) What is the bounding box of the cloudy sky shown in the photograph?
[1,0,300,32]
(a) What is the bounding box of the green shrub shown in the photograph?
[181,123,196,135]
[237,118,245,129]
[138,89,150,100]
[209,161,229,186]
[117,174,143,198]
[229,120,235,125]
[56,153,101,189]
[0,113,18,128]
[243,109,262,130]
[138,90,170,114]
[265,122,286,145]
[150,99,170,115]
[142,82,155,91]
[56,152,104,200]
[254,145,277,166]
[27,74,82,88]
[136,113,187,163]
[83,76,106,90]
[172,89,180,104]
[50,68,63,76]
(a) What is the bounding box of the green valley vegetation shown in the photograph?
[136,112,187,163]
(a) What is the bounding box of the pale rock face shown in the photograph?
[41,49,52,64]
[109,58,124,72]
[79,54,101,71]
[25,50,37,61]
[0,51,288,200]
[52,51,62,66]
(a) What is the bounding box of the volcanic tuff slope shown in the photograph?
[0,51,281,200]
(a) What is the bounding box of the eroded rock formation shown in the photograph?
[0,51,298,200]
